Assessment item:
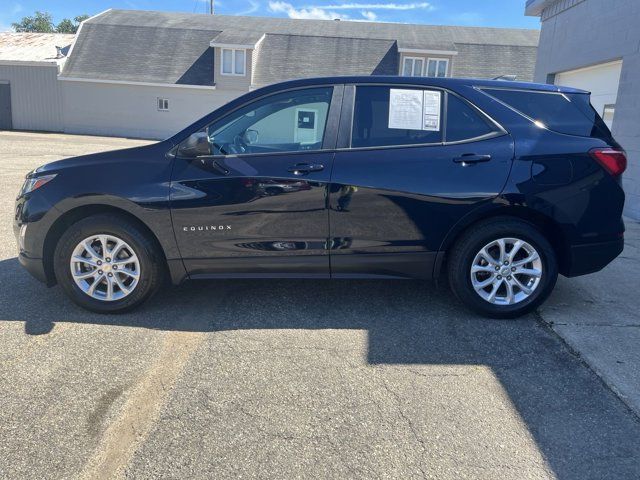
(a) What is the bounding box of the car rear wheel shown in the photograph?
[447,218,558,318]
[54,214,164,313]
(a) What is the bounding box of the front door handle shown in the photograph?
[287,163,324,175]
[453,154,492,165]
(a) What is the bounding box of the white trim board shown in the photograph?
[398,48,458,56]
[59,77,217,90]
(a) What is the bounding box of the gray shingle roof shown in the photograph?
[210,30,264,47]
[61,9,539,86]
[62,21,218,85]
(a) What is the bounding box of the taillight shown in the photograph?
[589,148,627,176]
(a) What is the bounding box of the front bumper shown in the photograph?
[14,190,58,286]
[564,237,624,277]
[18,251,49,284]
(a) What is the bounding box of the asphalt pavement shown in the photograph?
[1,131,639,480]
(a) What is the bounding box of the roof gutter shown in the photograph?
[59,77,217,90]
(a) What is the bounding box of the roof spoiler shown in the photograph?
[492,75,517,81]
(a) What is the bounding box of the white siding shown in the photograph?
[62,80,243,140]
[554,60,623,123]
[0,63,64,132]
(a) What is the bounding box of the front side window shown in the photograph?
[427,58,448,78]
[351,86,443,148]
[221,48,246,76]
[206,87,333,155]
[402,57,425,77]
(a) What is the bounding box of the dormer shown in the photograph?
[210,31,265,90]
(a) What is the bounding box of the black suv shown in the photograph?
[14,76,626,317]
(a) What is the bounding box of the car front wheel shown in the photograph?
[53,214,164,313]
[447,218,558,319]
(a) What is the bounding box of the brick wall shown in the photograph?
[451,44,538,81]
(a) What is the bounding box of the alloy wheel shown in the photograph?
[470,237,543,306]
[69,234,141,301]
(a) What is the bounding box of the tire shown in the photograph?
[53,214,164,313]
[447,217,558,319]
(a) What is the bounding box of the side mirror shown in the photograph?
[177,131,211,158]
[244,129,259,145]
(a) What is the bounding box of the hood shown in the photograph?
[33,141,170,175]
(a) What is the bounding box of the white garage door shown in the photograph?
[555,60,622,129]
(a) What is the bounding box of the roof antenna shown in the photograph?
[209,0,214,14]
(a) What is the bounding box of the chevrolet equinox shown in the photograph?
[14,76,626,317]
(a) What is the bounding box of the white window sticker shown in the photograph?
[388,89,424,130]
[388,89,441,132]
[423,90,441,131]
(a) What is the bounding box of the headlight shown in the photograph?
[21,173,57,195]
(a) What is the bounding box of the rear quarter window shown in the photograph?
[482,88,611,139]
[445,94,497,142]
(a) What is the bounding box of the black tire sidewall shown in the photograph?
[54,215,161,313]
[449,220,558,319]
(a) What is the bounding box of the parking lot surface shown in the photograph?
[1,131,639,479]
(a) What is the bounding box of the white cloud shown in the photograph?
[239,0,261,15]
[449,11,484,25]
[314,2,433,10]
[269,1,429,21]
[361,10,377,20]
[269,1,349,20]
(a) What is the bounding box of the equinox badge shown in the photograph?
[183,225,232,232]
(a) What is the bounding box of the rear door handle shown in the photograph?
[453,154,492,165]
[287,163,324,175]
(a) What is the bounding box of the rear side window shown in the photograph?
[483,88,611,138]
[445,94,497,142]
[351,86,442,148]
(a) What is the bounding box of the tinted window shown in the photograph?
[483,88,611,138]
[206,87,332,155]
[445,94,496,142]
[351,86,442,148]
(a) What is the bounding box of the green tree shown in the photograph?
[55,14,90,33]
[11,11,90,34]
[55,18,76,34]
[11,11,55,33]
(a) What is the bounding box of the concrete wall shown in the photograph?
[0,63,64,132]
[61,80,242,140]
[533,0,640,219]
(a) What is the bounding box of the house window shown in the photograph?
[221,48,246,76]
[402,57,424,77]
[426,58,449,78]
[157,98,169,111]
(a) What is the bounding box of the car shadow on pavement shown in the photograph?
[1,256,640,479]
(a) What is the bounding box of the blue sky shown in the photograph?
[0,1,540,32]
